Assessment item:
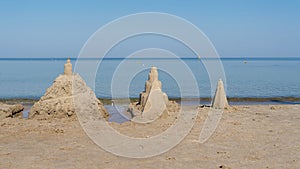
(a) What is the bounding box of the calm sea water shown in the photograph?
[0,58,299,99]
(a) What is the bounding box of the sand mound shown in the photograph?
[29,59,108,120]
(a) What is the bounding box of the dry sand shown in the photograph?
[0,104,299,169]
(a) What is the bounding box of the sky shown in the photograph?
[0,0,300,58]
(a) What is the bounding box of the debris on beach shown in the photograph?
[127,66,179,121]
[212,79,229,109]
[0,102,24,119]
[28,58,108,120]
[219,165,231,169]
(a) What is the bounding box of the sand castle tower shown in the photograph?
[212,79,229,109]
[127,67,179,121]
[29,58,108,119]
[64,58,72,76]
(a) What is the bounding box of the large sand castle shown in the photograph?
[28,58,108,119]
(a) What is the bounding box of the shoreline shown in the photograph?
[1,97,300,105]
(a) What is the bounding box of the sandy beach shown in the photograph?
[1,104,299,169]
[1,1,300,169]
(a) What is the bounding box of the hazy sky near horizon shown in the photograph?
[0,0,300,58]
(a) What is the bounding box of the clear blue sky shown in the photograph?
[0,0,299,58]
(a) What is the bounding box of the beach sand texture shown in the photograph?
[0,104,299,169]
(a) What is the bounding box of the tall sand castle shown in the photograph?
[127,66,179,121]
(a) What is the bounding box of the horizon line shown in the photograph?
[1,57,300,61]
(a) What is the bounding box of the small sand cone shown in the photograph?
[212,79,229,109]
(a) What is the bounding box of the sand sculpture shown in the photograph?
[139,67,168,111]
[212,79,229,109]
[127,67,179,121]
[29,58,108,119]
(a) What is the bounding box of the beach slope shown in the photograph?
[0,105,299,169]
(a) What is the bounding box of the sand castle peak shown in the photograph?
[64,58,72,76]
[148,66,158,81]
[212,79,229,109]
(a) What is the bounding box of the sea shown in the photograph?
[0,57,299,102]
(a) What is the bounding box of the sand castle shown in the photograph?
[127,67,179,121]
[29,58,108,119]
[212,79,229,109]
[139,67,168,111]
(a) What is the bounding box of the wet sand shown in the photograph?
[0,105,299,169]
